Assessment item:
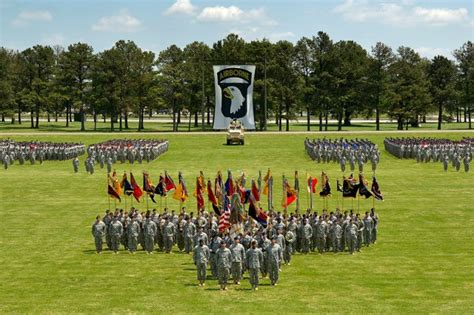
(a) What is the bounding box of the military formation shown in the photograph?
[384,137,472,172]
[92,206,379,290]
[82,139,169,174]
[1,139,85,170]
[305,138,381,173]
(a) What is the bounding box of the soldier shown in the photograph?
[340,155,346,173]
[230,237,246,285]
[3,154,10,170]
[144,216,157,254]
[103,210,112,249]
[331,220,342,253]
[370,208,379,244]
[216,241,232,290]
[106,157,112,174]
[347,219,358,255]
[72,158,79,173]
[91,215,106,254]
[109,216,123,254]
[464,154,471,173]
[194,226,208,246]
[363,211,373,247]
[355,215,365,251]
[163,217,175,253]
[259,233,271,278]
[127,216,140,253]
[443,154,449,172]
[266,237,283,286]
[193,239,210,287]
[301,219,312,254]
[316,216,328,254]
[246,240,264,290]
[284,229,295,265]
[184,217,196,254]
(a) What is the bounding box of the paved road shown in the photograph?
[1,129,473,136]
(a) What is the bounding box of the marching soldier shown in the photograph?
[72,158,79,173]
[193,239,210,287]
[230,237,246,285]
[363,212,373,246]
[266,237,283,286]
[184,217,196,254]
[216,241,232,290]
[163,217,175,254]
[92,215,106,254]
[109,215,123,254]
[283,229,295,265]
[127,216,140,253]
[246,240,264,290]
[347,219,358,255]
[144,216,157,254]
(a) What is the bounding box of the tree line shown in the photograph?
[0,32,472,131]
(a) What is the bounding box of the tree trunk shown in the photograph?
[343,109,351,126]
[375,105,380,131]
[1,113,4,122]
[188,111,192,132]
[80,105,85,131]
[103,113,106,123]
[55,111,58,122]
[285,102,289,132]
[469,105,472,129]
[319,112,322,131]
[397,117,403,130]
[35,104,39,128]
[337,111,342,131]
[18,105,21,125]
[194,111,198,127]
[94,111,97,131]
[464,107,467,123]
[30,111,34,128]
[119,112,122,131]
[437,103,442,130]
[65,104,69,127]
[306,106,310,131]
[47,112,50,123]
[177,110,181,124]
[124,111,128,129]
[207,96,211,125]
[110,112,114,131]
[324,109,328,131]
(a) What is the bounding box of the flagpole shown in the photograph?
[107,172,110,210]
[124,192,127,211]
[283,174,287,223]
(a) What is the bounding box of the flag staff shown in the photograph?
[282,174,287,223]
[107,171,111,210]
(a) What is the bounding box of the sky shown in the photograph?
[1,0,473,59]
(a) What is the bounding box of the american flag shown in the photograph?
[219,195,231,233]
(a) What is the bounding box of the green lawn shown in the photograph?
[0,118,471,133]
[0,131,473,313]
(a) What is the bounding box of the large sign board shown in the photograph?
[213,65,256,130]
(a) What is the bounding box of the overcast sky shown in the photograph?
[1,0,473,59]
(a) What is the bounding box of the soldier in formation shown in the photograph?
[1,139,85,170]
[384,137,473,172]
[304,138,380,174]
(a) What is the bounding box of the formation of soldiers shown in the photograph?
[305,138,381,173]
[384,137,472,172]
[81,139,169,174]
[92,206,379,290]
[1,139,85,170]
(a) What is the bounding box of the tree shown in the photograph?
[388,47,431,130]
[183,41,212,130]
[331,40,369,130]
[134,50,156,131]
[428,55,457,130]
[368,42,395,131]
[157,45,185,132]
[17,45,55,128]
[454,41,474,129]
[59,43,94,131]
[0,48,15,122]
[295,37,315,131]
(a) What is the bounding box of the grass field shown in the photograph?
[1,119,472,133]
[0,131,473,313]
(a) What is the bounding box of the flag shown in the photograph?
[108,184,121,202]
[172,172,188,202]
[371,177,384,201]
[207,180,220,215]
[251,179,260,202]
[230,193,246,224]
[110,171,122,196]
[307,175,318,193]
[121,172,133,196]
[225,170,234,196]
[215,171,224,199]
[195,177,205,210]
[262,169,272,195]
[219,195,231,233]
[282,178,297,207]
[130,172,143,202]
[358,174,373,199]
[195,171,206,195]
[319,172,331,197]
[155,174,167,196]
[164,171,176,191]
[248,194,268,227]
[343,177,359,198]
[143,172,156,203]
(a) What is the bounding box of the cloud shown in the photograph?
[41,33,65,47]
[12,10,53,27]
[92,9,142,32]
[414,46,452,59]
[164,0,196,16]
[413,7,469,25]
[268,31,295,42]
[334,0,471,26]
[197,5,276,25]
